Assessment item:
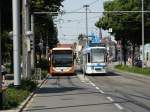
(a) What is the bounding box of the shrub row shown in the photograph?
[2,79,38,110]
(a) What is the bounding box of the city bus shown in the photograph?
[49,44,75,76]
[81,44,108,75]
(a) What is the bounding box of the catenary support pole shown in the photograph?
[83,5,89,37]
[12,0,21,86]
[22,0,31,79]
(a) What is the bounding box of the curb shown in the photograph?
[19,76,49,112]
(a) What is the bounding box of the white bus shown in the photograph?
[81,45,107,74]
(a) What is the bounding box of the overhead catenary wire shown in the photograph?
[58,15,100,24]
[34,10,150,15]
[88,0,99,6]
[67,0,99,13]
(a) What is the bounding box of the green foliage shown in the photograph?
[0,0,63,64]
[36,58,49,70]
[30,0,64,51]
[115,64,150,75]
[3,88,30,109]
[30,0,64,12]
[0,0,12,31]
[20,79,38,92]
[41,70,48,79]
[96,0,150,65]
[1,31,13,63]
[96,0,150,44]
[2,79,37,109]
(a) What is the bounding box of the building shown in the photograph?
[140,43,150,67]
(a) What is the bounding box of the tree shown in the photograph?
[29,0,64,56]
[0,0,13,67]
[96,0,150,65]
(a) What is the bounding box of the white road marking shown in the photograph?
[107,97,114,102]
[78,73,124,111]
[95,87,100,90]
[88,80,92,83]
[98,89,105,94]
[91,82,96,87]
[114,103,124,110]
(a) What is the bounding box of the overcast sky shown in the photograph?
[55,0,109,44]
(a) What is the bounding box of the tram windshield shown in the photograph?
[91,48,105,63]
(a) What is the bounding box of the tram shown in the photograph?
[81,35,108,74]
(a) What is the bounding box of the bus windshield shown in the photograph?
[91,48,105,63]
[52,50,73,67]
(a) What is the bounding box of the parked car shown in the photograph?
[134,59,142,67]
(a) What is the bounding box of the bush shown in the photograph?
[115,64,150,76]
[41,70,48,79]
[36,58,49,70]
[3,88,30,109]
[20,79,38,91]
[2,79,38,110]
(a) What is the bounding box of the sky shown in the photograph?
[55,0,109,44]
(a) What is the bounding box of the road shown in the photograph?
[87,71,150,112]
[23,72,150,112]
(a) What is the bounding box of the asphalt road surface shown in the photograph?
[23,72,150,112]
[87,72,150,112]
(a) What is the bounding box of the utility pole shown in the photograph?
[142,0,145,68]
[22,0,31,78]
[83,5,89,37]
[12,0,21,86]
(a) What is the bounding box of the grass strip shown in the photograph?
[115,64,150,76]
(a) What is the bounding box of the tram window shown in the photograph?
[88,53,90,63]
